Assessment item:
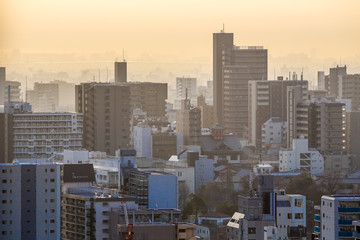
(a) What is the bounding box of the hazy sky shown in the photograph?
[1,0,360,62]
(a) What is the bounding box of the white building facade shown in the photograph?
[279,138,324,175]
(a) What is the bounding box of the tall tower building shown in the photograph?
[213,30,233,124]
[114,61,127,83]
[176,99,201,146]
[222,46,267,138]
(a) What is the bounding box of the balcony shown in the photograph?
[338,207,360,213]
[338,231,353,237]
[339,219,354,225]
[314,215,321,221]
[314,226,321,233]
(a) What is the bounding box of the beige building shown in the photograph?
[197,95,214,129]
[340,74,360,111]
[27,82,59,112]
[176,99,201,146]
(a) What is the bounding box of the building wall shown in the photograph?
[222,46,268,139]
[27,82,59,112]
[133,126,152,157]
[148,174,178,209]
[0,67,6,105]
[195,157,214,191]
[342,74,360,111]
[76,83,131,155]
[0,163,61,240]
[279,138,324,175]
[12,112,83,160]
[176,77,197,99]
[276,194,306,239]
[213,32,234,125]
[347,112,360,167]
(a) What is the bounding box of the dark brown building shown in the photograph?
[213,31,234,124]
[76,83,131,155]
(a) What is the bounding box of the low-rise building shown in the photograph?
[279,137,324,175]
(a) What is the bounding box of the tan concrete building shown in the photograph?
[176,99,201,146]
[27,82,59,112]
[76,83,131,155]
[197,95,214,129]
[340,74,360,111]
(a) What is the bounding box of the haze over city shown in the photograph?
[1,1,360,240]
[1,0,360,90]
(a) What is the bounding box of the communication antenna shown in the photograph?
[223,23,225,32]
[123,48,126,62]
[99,69,101,82]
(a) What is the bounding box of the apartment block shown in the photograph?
[340,74,360,111]
[27,82,59,112]
[287,90,346,154]
[61,187,134,240]
[261,117,287,154]
[276,190,306,240]
[197,95,214,129]
[12,112,83,161]
[114,61,127,83]
[315,195,360,240]
[75,83,131,155]
[248,80,308,149]
[176,77,197,99]
[0,163,61,240]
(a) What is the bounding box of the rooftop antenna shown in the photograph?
[223,23,225,32]
[106,68,109,82]
[123,48,126,62]
[99,68,101,82]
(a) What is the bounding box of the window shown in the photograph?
[2,170,6,173]
[50,219,55,223]
[50,169,55,172]
[295,213,304,219]
[288,213,292,219]
[50,209,55,213]
[2,190,6,194]
[179,229,186,233]
[295,199,303,207]
[50,230,55,234]
[50,179,55,182]
[248,227,256,234]
[2,180,6,183]
[50,189,55,193]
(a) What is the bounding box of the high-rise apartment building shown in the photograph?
[176,99,201,146]
[222,46,268,138]
[114,61,127,83]
[248,80,308,149]
[287,91,346,154]
[176,77,197,99]
[75,83,131,155]
[12,112,83,161]
[318,65,347,97]
[27,82,59,112]
[213,30,234,124]
[340,74,360,111]
[0,163,61,240]
[3,81,21,103]
[127,82,167,117]
[0,67,21,104]
[1,101,83,163]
